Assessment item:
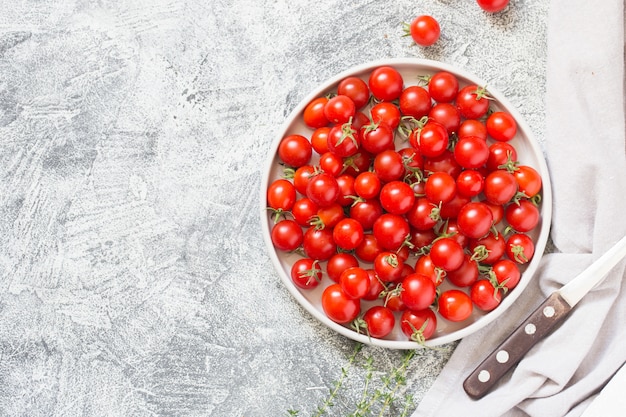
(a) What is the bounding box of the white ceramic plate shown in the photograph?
[260,58,552,349]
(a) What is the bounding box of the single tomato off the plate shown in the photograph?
[260,58,552,349]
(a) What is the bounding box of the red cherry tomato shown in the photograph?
[303,96,329,129]
[438,289,473,322]
[457,201,494,239]
[290,258,322,289]
[505,199,540,232]
[428,71,459,103]
[491,259,522,291]
[373,213,410,251]
[456,85,490,119]
[476,0,510,13]
[267,178,296,212]
[486,111,517,142]
[406,15,440,47]
[322,284,360,324]
[513,165,542,198]
[368,66,404,102]
[306,172,340,207]
[430,237,465,272]
[400,308,437,342]
[470,280,502,312]
[333,218,365,251]
[326,252,360,283]
[400,273,437,311]
[379,180,416,215]
[337,76,370,109]
[506,233,535,264]
[340,266,371,299]
[271,219,303,252]
[324,94,356,125]
[361,305,396,338]
[399,85,432,119]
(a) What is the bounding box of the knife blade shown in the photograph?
[463,235,626,399]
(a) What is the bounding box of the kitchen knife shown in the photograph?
[463,235,626,399]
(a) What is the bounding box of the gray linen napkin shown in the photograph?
[413,0,626,416]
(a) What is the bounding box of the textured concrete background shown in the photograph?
[0,1,549,416]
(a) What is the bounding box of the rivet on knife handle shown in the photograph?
[463,292,572,399]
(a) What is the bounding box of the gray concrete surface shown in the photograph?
[0,0,548,416]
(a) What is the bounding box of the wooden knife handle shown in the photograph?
[463,292,572,399]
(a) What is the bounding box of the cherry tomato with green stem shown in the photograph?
[362,269,385,301]
[349,198,384,231]
[360,305,396,338]
[470,279,502,312]
[487,142,518,172]
[374,251,405,282]
[406,196,439,231]
[469,230,506,265]
[505,199,540,233]
[373,213,410,251]
[327,122,359,157]
[410,120,449,158]
[446,254,479,287]
[370,101,402,130]
[513,165,542,198]
[335,174,356,207]
[291,258,323,289]
[491,258,521,291]
[400,308,437,342]
[456,85,490,119]
[506,232,535,264]
[405,15,440,47]
[360,120,395,154]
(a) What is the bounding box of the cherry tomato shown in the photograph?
[484,170,518,205]
[271,219,303,251]
[349,198,384,230]
[362,269,385,301]
[406,197,438,231]
[505,199,540,232]
[383,284,407,312]
[428,102,461,135]
[423,149,462,178]
[291,197,318,227]
[322,284,361,324]
[456,85,490,119]
[470,280,502,312]
[446,254,479,287]
[430,237,465,272]
[355,233,383,263]
[407,15,440,47]
[340,266,371,299]
[302,227,336,260]
[425,171,457,204]
[476,0,509,13]
[327,122,360,157]
[513,165,542,198]
[458,119,487,141]
[373,149,405,182]
[469,230,506,265]
[454,136,489,169]
[491,258,521,290]
[456,169,484,198]
[457,201,494,239]
[414,253,443,285]
[360,121,395,154]
[374,251,404,282]
[428,71,459,103]
[306,172,340,207]
[439,193,471,220]
[410,120,449,158]
[337,76,370,109]
[310,126,331,154]
[278,134,312,168]
[291,258,322,289]
[343,151,373,177]
[487,141,518,172]
[370,102,402,130]
[361,305,396,338]
[486,111,517,142]
[400,273,436,311]
[354,171,382,199]
[291,165,315,195]
[506,233,535,264]
[319,151,343,176]
[438,289,473,322]
[324,94,356,125]
[267,178,297,212]
[368,66,404,102]
[313,203,345,229]
[373,213,410,251]
[399,85,431,119]
[326,252,360,283]
[333,218,365,250]
[400,308,437,342]
[303,96,329,129]
[379,180,416,215]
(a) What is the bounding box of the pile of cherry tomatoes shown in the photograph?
[266,64,542,344]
